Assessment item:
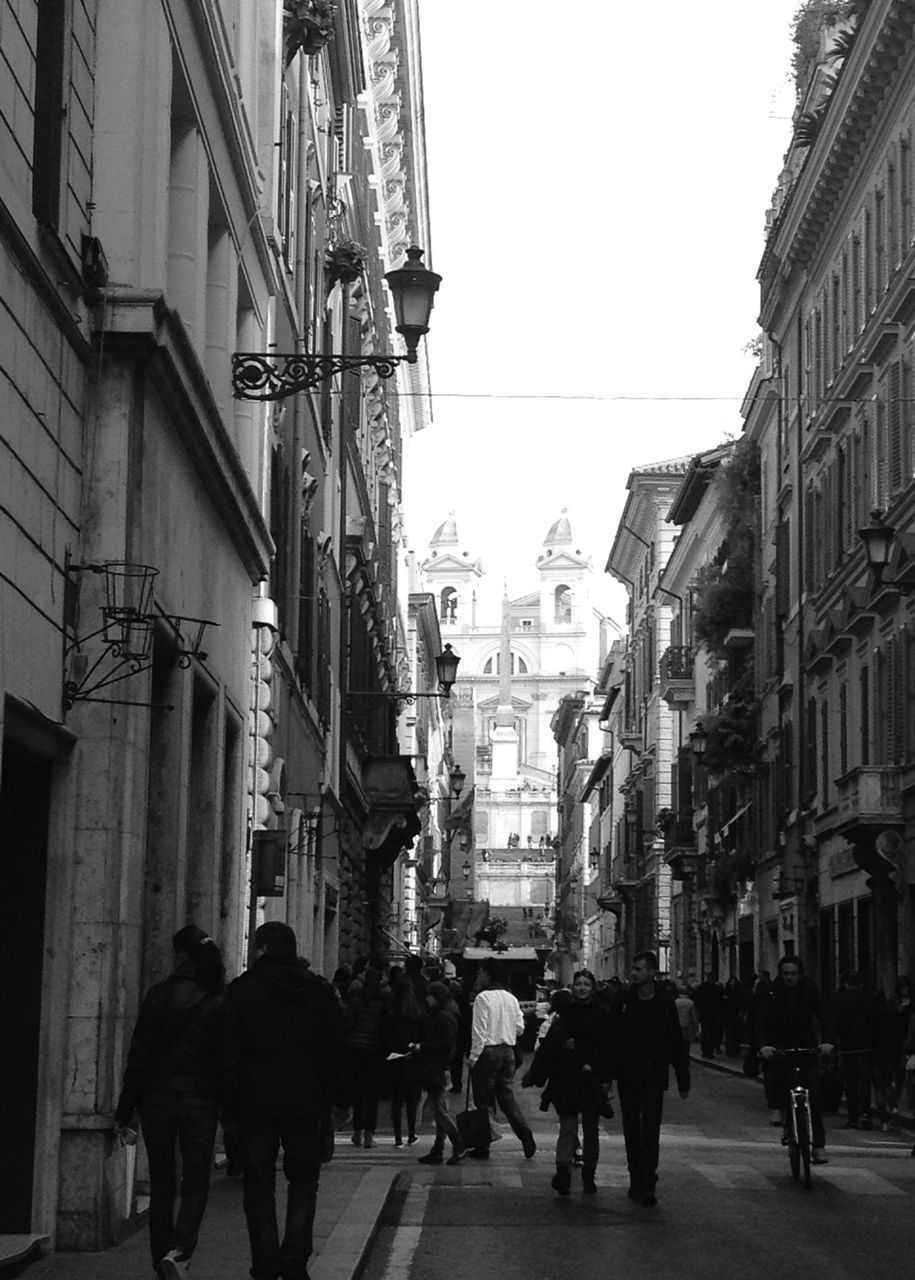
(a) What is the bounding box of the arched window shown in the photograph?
[440,586,458,624]
[555,585,572,624]
[483,651,530,675]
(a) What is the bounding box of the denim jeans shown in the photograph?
[618,1081,665,1191]
[239,1113,322,1280]
[556,1106,599,1171]
[140,1093,219,1271]
[423,1085,463,1154]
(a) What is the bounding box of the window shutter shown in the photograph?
[888,361,903,495]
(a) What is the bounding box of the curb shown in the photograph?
[311,1168,399,1280]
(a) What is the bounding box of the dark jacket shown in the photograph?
[760,977,823,1051]
[525,999,614,1115]
[345,983,392,1053]
[227,955,348,1120]
[115,975,230,1124]
[612,985,690,1094]
[414,1006,459,1090]
[828,985,878,1053]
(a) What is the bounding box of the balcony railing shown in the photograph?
[659,644,696,706]
[834,765,903,833]
[663,816,696,855]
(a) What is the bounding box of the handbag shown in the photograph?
[455,1076,493,1152]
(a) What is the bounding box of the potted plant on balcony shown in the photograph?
[284,0,337,65]
[325,239,368,290]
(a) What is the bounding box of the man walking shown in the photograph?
[226,922,348,1280]
[613,951,690,1206]
[468,958,537,1159]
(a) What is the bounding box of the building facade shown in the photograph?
[0,0,439,1255]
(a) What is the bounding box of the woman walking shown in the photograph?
[344,962,391,1149]
[387,966,425,1147]
[115,925,230,1280]
[412,981,466,1165]
[522,969,613,1196]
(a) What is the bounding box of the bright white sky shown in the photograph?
[401,0,801,623]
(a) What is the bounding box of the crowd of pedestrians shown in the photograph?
[115,925,915,1280]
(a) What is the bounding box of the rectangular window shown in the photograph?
[901,135,912,248]
[820,699,830,802]
[864,206,873,317]
[839,682,848,776]
[875,186,886,296]
[32,0,68,227]
[851,232,862,336]
[860,665,870,766]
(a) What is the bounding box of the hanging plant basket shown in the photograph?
[325,241,368,290]
[284,2,336,65]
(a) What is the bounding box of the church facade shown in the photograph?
[418,512,610,951]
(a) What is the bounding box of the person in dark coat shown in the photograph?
[344,963,391,1148]
[448,979,473,1092]
[612,950,690,1207]
[694,977,724,1057]
[759,953,832,1163]
[522,969,614,1196]
[828,970,878,1129]
[225,922,348,1280]
[412,981,465,1165]
[386,966,425,1147]
[115,925,231,1280]
[721,977,747,1057]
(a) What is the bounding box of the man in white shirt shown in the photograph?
[468,959,537,1160]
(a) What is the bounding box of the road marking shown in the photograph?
[694,1163,776,1190]
[381,1182,429,1280]
[813,1167,906,1195]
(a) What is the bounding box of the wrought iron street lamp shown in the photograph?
[858,509,896,579]
[232,246,442,401]
[461,858,472,880]
[345,643,460,706]
[689,722,709,759]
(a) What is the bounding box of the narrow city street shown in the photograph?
[358,1062,915,1280]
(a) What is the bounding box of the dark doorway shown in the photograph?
[0,742,51,1231]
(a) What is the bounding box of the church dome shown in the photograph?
[430,512,459,546]
[543,509,573,546]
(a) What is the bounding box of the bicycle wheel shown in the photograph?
[797,1098,812,1189]
[786,1101,800,1181]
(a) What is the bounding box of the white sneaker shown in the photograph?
[160,1250,191,1279]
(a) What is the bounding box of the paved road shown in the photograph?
[354,1063,915,1280]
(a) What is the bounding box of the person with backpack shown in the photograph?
[115,925,231,1280]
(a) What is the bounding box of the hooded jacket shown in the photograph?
[227,955,348,1119]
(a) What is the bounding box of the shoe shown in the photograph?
[581,1168,597,1194]
[642,1192,658,1207]
[407,1135,420,1146]
[418,1151,443,1165]
[466,1147,490,1160]
[881,1122,889,1133]
[811,1148,829,1165]
[160,1251,191,1280]
[363,1133,376,1149]
[351,1130,362,1147]
[445,1151,464,1166]
[521,1130,537,1159]
[550,1169,571,1197]
[394,1139,404,1148]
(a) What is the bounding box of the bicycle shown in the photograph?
[772,1047,819,1188]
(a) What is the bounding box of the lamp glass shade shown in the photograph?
[462,859,471,879]
[435,643,460,692]
[384,247,442,357]
[449,764,466,797]
[858,510,895,572]
[689,724,708,757]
